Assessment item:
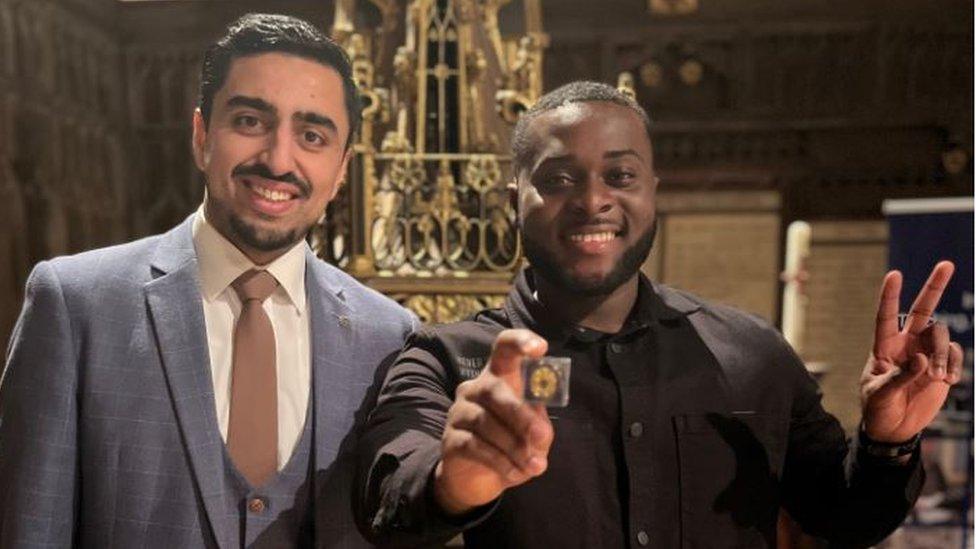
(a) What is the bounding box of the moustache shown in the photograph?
[232,164,311,198]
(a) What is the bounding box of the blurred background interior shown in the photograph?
[0,0,972,547]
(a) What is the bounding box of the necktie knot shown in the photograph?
[232,269,278,303]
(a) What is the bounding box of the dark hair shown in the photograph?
[511,81,653,172]
[198,13,361,148]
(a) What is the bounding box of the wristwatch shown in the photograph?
[859,425,921,459]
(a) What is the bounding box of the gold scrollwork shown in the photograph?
[463,156,501,193]
[325,0,545,321]
[397,293,507,324]
[386,156,426,192]
[371,154,519,276]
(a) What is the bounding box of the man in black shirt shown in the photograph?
[355,81,963,548]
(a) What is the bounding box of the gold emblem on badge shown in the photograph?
[522,357,571,407]
[529,364,558,400]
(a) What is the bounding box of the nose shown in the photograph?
[572,175,613,217]
[259,123,298,177]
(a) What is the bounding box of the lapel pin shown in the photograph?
[338,315,351,328]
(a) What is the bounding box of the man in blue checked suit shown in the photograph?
[0,14,416,548]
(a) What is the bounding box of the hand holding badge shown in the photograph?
[434,329,556,516]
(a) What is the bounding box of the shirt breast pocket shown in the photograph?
[509,414,607,548]
[673,412,788,548]
[545,413,598,482]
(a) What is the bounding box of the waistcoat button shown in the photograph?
[248,498,266,514]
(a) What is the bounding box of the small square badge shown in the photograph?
[522,357,571,407]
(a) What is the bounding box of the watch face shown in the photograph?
[522,357,571,407]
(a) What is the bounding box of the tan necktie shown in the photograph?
[228,269,279,487]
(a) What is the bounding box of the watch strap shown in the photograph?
[859,425,921,459]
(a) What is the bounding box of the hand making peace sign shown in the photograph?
[861,260,965,443]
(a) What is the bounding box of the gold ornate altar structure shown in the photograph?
[313,0,547,322]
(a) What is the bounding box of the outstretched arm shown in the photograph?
[355,328,553,547]
[433,329,552,515]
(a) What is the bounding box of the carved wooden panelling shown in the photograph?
[124,47,205,234]
[550,22,975,124]
[1,0,128,354]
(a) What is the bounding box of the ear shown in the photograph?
[329,148,354,201]
[507,179,519,216]
[191,108,209,171]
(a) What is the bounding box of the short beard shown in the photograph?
[523,218,657,297]
[228,213,308,253]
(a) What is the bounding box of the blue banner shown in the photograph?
[885,197,973,544]
[886,197,974,416]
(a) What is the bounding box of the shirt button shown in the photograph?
[629,422,644,438]
[637,530,649,546]
[609,342,625,353]
[247,498,266,514]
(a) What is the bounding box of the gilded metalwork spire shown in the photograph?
[315,0,547,322]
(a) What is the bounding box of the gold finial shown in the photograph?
[617,71,637,100]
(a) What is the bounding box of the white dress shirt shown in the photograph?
[192,207,310,469]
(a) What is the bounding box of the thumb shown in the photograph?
[487,329,548,391]
[881,353,928,394]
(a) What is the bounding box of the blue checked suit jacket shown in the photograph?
[0,215,417,548]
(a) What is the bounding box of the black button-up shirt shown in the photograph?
[357,269,923,548]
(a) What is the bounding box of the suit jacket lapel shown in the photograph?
[306,252,356,467]
[305,252,358,543]
[144,216,231,549]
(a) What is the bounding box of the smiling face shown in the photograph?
[517,101,659,296]
[192,52,351,264]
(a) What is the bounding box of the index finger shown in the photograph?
[487,329,548,389]
[874,270,902,356]
[904,261,955,335]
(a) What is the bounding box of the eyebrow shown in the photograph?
[537,154,571,165]
[604,149,644,161]
[226,95,275,114]
[534,149,644,170]
[295,111,338,135]
[225,97,338,135]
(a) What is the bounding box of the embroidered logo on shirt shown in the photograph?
[455,356,487,379]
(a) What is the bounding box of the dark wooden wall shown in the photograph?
[1,0,972,353]
[543,1,972,220]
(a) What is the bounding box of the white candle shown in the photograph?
[782,221,811,355]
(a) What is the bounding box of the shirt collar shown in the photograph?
[504,267,687,345]
[192,205,307,314]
